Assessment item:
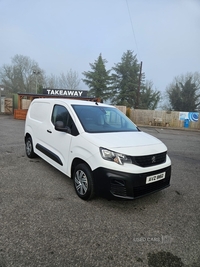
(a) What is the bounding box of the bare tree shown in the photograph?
[0,54,45,94]
[44,74,60,89]
[60,69,80,89]
[45,69,81,89]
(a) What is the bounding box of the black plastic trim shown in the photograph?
[36,143,63,166]
[92,166,171,199]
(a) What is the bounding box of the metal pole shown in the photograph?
[135,61,143,109]
[36,75,38,94]
[33,71,40,94]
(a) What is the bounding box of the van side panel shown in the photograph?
[29,102,51,122]
[26,100,73,175]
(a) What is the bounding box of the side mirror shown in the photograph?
[55,121,71,134]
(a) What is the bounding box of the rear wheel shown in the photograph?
[73,163,95,200]
[25,136,37,158]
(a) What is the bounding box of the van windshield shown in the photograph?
[72,105,139,133]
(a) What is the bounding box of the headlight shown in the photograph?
[100,147,132,165]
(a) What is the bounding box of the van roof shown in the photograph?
[32,98,111,107]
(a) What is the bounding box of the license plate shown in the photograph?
[146,172,165,184]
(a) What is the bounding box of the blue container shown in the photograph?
[184,119,190,128]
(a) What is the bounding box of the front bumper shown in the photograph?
[93,166,171,199]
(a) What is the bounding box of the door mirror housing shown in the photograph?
[55,121,71,134]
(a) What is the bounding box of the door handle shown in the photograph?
[47,130,52,133]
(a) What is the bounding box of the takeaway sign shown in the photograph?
[43,89,88,97]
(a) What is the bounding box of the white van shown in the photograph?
[24,98,171,200]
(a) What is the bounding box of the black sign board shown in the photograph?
[43,89,88,97]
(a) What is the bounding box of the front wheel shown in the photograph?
[73,163,95,200]
[25,136,37,158]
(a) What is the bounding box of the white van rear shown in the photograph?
[25,98,171,200]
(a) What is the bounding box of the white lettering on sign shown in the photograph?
[68,91,74,96]
[45,89,84,97]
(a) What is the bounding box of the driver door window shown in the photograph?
[51,105,78,136]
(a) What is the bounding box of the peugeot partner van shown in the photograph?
[24,98,171,200]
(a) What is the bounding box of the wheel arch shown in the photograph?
[71,158,92,179]
[25,132,32,143]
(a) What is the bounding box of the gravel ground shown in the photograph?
[0,115,200,267]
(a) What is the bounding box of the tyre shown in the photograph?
[25,136,37,158]
[73,163,95,200]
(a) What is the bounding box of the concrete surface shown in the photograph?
[0,115,200,267]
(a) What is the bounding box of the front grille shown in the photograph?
[133,176,170,198]
[132,152,167,167]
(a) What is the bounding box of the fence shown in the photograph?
[0,98,199,130]
[130,109,200,130]
[0,98,13,114]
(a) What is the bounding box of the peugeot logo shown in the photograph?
[152,156,156,163]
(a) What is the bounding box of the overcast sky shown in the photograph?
[1,0,200,92]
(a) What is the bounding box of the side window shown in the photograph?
[51,105,79,136]
[51,105,69,127]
